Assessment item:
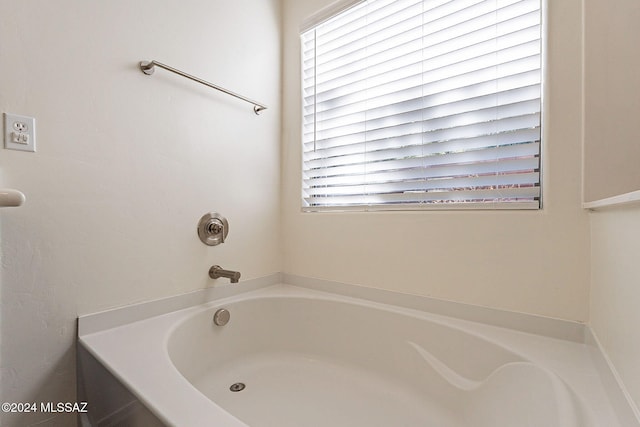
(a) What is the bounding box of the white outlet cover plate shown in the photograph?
[4,113,36,152]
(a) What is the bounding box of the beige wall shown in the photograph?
[0,1,281,426]
[583,0,640,202]
[282,0,590,321]
[590,207,640,417]
[585,0,640,416]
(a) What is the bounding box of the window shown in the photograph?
[301,0,542,211]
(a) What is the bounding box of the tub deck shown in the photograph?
[78,282,637,427]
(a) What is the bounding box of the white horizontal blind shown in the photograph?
[301,0,542,211]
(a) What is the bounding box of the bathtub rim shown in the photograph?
[77,276,640,427]
[78,272,584,342]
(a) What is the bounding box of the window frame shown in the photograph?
[300,0,544,212]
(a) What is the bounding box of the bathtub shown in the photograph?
[78,281,633,426]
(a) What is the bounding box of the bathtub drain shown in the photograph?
[230,382,246,392]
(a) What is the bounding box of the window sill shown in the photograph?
[583,190,640,210]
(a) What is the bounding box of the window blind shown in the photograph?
[301,0,542,211]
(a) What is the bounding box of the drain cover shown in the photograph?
[229,382,246,392]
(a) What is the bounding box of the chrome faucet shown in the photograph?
[209,265,241,283]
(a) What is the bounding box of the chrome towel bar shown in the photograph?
[139,60,267,115]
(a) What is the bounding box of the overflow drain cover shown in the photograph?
[230,382,246,392]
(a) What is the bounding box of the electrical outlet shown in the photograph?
[4,113,36,152]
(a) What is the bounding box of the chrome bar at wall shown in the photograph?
[139,60,267,115]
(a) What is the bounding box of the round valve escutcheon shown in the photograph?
[197,212,229,246]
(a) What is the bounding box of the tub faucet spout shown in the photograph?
[209,265,241,283]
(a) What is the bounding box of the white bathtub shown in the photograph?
[78,282,633,426]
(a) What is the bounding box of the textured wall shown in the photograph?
[590,207,640,419]
[586,0,640,418]
[0,1,281,426]
[281,0,591,321]
[584,0,640,202]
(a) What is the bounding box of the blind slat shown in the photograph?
[304,70,541,123]
[305,113,540,152]
[309,97,540,142]
[305,84,540,139]
[305,172,540,196]
[304,186,541,206]
[305,127,540,163]
[306,157,540,187]
[304,141,540,179]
